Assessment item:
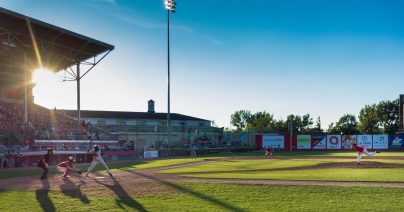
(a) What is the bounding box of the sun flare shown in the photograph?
[32,68,55,85]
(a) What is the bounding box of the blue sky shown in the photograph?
[2,0,404,129]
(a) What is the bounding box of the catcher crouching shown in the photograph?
[56,156,82,179]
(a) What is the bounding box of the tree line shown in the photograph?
[230,99,399,134]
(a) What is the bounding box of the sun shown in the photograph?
[31,67,76,108]
[32,68,61,107]
[32,68,55,85]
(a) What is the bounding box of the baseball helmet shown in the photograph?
[94,145,100,151]
[68,156,76,163]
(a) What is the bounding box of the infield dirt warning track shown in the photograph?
[2,156,404,195]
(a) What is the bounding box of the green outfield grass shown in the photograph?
[159,158,338,174]
[159,157,404,182]
[2,183,404,211]
[210,150,404,157]
[160,158,404,174]
[0,158,204,179]
[184,168,404,182]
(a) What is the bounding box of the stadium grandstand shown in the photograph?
[0,7,245,169]
[0,7,120,168]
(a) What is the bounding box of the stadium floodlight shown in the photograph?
[164,0,176,149]
[165,0,176,13]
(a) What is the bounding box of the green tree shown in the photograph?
[287,114,313,134]
[230,110,252,131]
[335,114,358,134]
[376,99,399,134]
[358,104,380,134]
[301,114,314,133]
[271,119,288,133]
[247,111,274,132]
[306,116,323,133]
[287,114,301,133]
[327,122,339,134]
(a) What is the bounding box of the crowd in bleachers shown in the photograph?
[0,100,116,145]
[29,106,92,140]
[0,101,23,133]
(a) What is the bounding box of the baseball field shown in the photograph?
[1,151,404,211]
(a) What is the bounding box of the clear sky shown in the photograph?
[2,0,404,129]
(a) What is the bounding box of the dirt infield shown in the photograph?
[2,156,404,197]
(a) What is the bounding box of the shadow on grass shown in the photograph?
[60,178,90,204]
[35,179,56,212]
[128,171,245,212]
[92,176,147,211]
[0,161,146,180]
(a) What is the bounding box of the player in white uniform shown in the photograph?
[86,145,112,177]
[191,144,197,159]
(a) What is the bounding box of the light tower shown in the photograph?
[164,0,176,147]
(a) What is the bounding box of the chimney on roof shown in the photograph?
[148,99,155,113]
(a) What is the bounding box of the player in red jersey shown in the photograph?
[352,143,380,165]
[56,156,82,179]
[264,146,273,158]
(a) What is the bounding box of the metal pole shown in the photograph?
[400,95,404,131]
[157,124,160,149]
[76,63,81,140]
[289,121,293,152]
[167,10,171,148]
[24,53,28,127]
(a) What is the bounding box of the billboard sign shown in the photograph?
[297,135,311,149]
[389,134,404,149]
[357,135,373,149]
[312,135,326,149]
[372,135,388,149]
[262,135,284,148]
[327,135,341,149]
[342,135,356,149]
[144,150,158,158]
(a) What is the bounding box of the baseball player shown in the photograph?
[56,156,82,179]
[86,145,112,177]
[264,146,273,158]
[191,144,197,159]
[352,143,380,165]
[37,148,53,180]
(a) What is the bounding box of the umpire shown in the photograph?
[37,148,53,180]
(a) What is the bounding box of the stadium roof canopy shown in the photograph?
[62,110,210,122]
[0,7,114,74]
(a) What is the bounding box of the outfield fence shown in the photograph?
[257,133,404,151]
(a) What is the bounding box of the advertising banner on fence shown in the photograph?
[357,135,373,149]
[144,150,158,158]
[312,135,326,149]
[342,135,356,149]
[297,135,311,149]
[262,135,284,148]
[372,135,389,149]
[327,135,342,149]
[389,134,404,149]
